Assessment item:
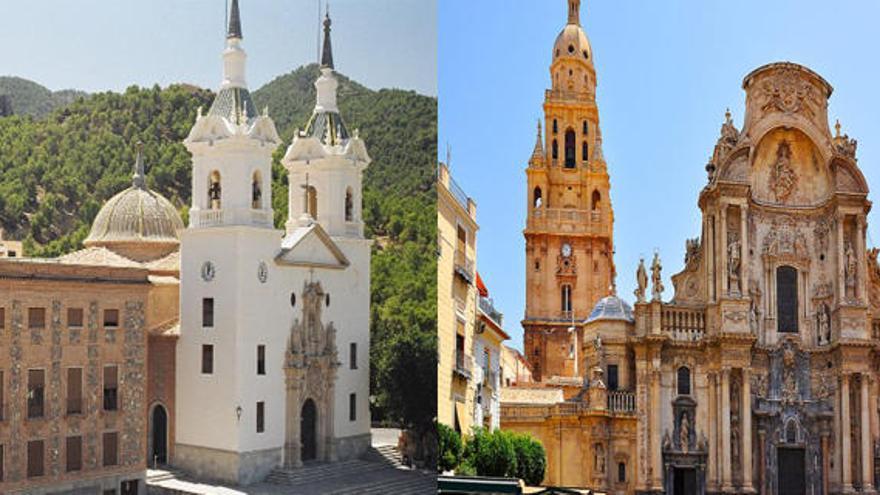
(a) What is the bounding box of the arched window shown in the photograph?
[552,140,559,160]
[552,119,558,134]
[561,284,572,314]
[591,190,601,211]
[677,366,691,396]
[344,188,353,222]
[777,266,798,333]
[564,129,576,168]
[251,171,262,209]
[208,171,222,210]
[785,418,799,444]
[307,186,318,219]
[618,462,626,483]
[582,141,589,162]
[582,120,589,135]
[533,187,543,208]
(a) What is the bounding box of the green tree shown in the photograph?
[438,422,463,473]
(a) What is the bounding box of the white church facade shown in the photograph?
[173,1,372,484]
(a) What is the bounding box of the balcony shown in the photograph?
[453,351,472,380]
[483,369,499,389]
[527,207,606,235]
[607,390,636,413]
[479,296,504,327]
[190,208,274,229]
[453,251,475,285]
[545,89,594,102]
[662,306,706,342]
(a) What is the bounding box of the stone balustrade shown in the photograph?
[607,390,636,413]
[661,306,706,342]
[527,207,606,235]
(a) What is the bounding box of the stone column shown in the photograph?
[742,368,753,491]
[707,371,717,489]
[861,374,874,491]
[837,214,846,306]
[652,366,663,489]
[758,429,766,494]
[707,215,716,302]
[857,215,867,304]
[720,204,728,298]
[721,367,732,490]
[740,204,749,298]
[841,373,853,491]
[821,431,830,495]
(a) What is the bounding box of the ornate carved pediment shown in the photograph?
[758,69,819,119]
[762,217,809,261]
[286,281,339,368]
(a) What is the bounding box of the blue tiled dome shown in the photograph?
[586,295,634,324]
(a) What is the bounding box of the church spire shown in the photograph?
[132,141,146,189]
[530,120,544,165]
[227,0,243,39]
[567,0,581,25]
[321,6,334,69]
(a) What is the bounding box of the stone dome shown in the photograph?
[586,294,633,324]
[553,24,593,64]
[84,149,183,261]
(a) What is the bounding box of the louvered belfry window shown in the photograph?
[777,266,798,333]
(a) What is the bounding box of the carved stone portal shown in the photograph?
[284,281,339,468]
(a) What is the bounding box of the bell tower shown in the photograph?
[523,0,615,381]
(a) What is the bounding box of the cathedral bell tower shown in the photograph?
[523,0,615,381]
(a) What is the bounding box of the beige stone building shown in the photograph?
[0,229,23,258]
[0,148,183,494]
[500,345,533,388]
[437,162,479,435]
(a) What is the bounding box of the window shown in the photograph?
[0,370,4,421]
[0,307,5,329]
[552,119,558,134]
[455,332,466,371]
[102,432,118,467]
[583,120,589,135]
[349,393,357,421]
[103,309,119,328]
[777,266,798,333]
[67,308,83,328]
[564,129,576,168]
[251,170,263,209]
[28,307,45,329]
[103,366,118,411]
[533,187,542,208]
[345,188,354,222]
[561,285,572,314]
[307,185,318,218]
[27,440,43,478]
[66,436,82,472]
[677,367,691,396]
[582,141,588,161]
[618,462,626,483]
[208,170,222,209]
[257,345,266,375]
[350,343,357,370]
[67,368,83,415]
[607,364,619,391]
[27,369,44,419]
[202,298,214,328]
[0,444,3,481]
[552,139,558,160]
[256,401,265,433]
[591,190,601,211]
[202,345,214,374]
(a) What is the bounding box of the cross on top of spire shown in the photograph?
[321,6,334,69]
[568,0,581,25]
[227,0,243,39]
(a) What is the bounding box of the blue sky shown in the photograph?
[0,0,436,96]
[439,0,880,351]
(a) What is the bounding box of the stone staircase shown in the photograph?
[263,459,388,487]
[361,444,406,468]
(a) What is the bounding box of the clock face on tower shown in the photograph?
[561,243,572,258]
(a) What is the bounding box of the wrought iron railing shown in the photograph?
[453,251,475,285]
[454,351,472,379]
[479,297,504,327]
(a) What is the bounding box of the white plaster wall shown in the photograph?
[287,163,364,238]
[189,140,274,215]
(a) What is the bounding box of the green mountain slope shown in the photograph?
[0,76,88,117]
[0,67,437,427]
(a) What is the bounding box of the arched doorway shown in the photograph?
[150,404,168,466]
[301,399,317,462]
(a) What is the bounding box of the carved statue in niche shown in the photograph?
[728,232,742,296]
[845,241,857,298]
[680,413,690,454]
[814,217,831,256]
[752,372,768,399]
[634,257,648,303]
[663,430,672,451]
[651,252,664,302]
[781,345,798,403]
[769,141,798,203]
[748,295,760,334]
[594,443,605,474]
[817,303,831,345]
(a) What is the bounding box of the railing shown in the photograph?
[608,390,636,413]
[661,306,706,342]
[479,297,504,327]
[527,207,606,234]
[191,208,274,228]
[192,208,225,227]
[454,351,472,379]
[447,174,470,211]
[545,89,594,102]
[453,251,475,285]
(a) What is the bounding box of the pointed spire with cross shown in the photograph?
[227,0,243,39]
[321,4,334,69]
[132,141,146,189]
